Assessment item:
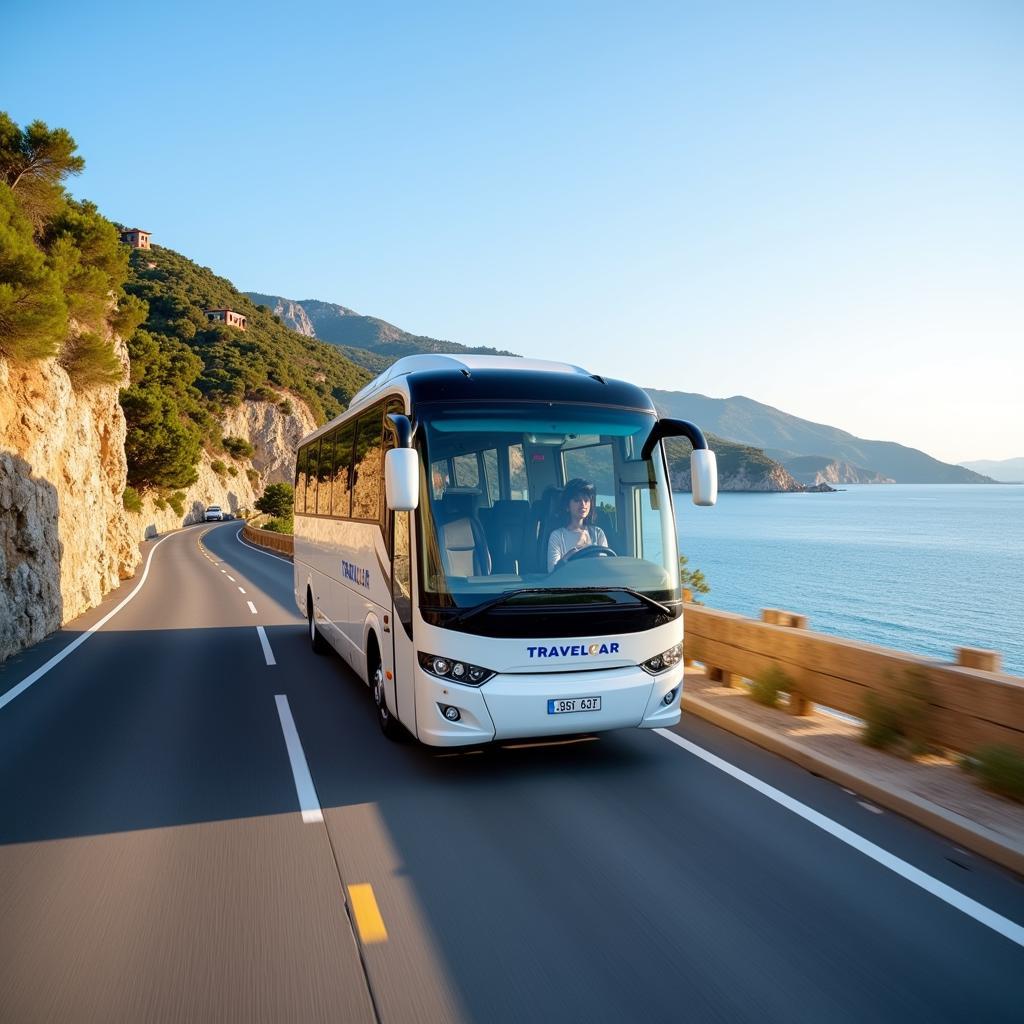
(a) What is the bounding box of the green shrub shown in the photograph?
[167,491,185,516]
[59,330,122,388]
[122,485,142,513]
[227,465,238,477]
[256,481,294,518]
[262,515,293,534]
[751,664,790,708]
[154,496,167,511]
[246,468,259,484]
[862,668,935,756]
[223,435,255,459]
[970,745,1024,803]
[211,459,227,477]
[278,398,294,415]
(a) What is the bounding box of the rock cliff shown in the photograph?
[220,392,317,485]
[0,338,137,660]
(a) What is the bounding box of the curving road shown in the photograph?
[1,522,1022,1022]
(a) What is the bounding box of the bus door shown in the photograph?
[389,508,417,733]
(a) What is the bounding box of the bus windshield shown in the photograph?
[415,401,680,630]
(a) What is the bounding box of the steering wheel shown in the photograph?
[562,544,619,565]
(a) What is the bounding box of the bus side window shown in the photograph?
[508,443,529,501]
[352,403,384,521]
[294,444,309,514]
[317,429,335,516]
[304,438,321,514]
[482,449,500,503]
[332,421,356,518]
[452,452,480,489]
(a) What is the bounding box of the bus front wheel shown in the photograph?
[370,650,403,741]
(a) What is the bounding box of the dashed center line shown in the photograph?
[274,694,323,824]
[238,586,246,594]
[247,600,258,615]
[257,626,276,666]
[227,574,236,582]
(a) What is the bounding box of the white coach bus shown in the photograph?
[293,355,716,746]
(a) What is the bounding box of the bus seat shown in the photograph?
[527,486,564,574]
[439,492,492,577]
[485,499,530,574]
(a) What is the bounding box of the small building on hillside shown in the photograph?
[205,308,247,331]
[119,228,151,249]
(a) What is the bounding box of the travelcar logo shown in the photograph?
[342,560,371,588]
[527,642,620,659]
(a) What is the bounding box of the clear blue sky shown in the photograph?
[4,0,1022,462]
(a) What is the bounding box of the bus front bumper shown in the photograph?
[415,663,683,747]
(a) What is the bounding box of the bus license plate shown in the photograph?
[547,697,602,715]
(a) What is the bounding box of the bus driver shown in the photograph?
[547,478,609,571]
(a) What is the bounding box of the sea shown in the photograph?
[672,484,1024,678]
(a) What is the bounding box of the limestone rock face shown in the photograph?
[0,339,136,661]
[670,459,802,492]
[267,298,316,337]
[220,393,317,485]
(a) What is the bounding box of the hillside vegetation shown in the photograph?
[121,247,371,490]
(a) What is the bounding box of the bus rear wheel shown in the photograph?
[370,654,403,741]
[307,593,327,655]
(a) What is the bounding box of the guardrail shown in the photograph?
[683,603,1024,756]
[242,521,294,557]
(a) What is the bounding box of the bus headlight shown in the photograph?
[641,643,683,675]
[418,652,495,686]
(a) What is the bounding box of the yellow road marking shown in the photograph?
[347,884,388,944]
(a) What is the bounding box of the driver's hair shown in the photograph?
[560,478,597,527]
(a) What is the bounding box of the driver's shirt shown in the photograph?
[547,525,608,572]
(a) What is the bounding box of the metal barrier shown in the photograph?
[242,521,294,557]
[684,603,1024,756]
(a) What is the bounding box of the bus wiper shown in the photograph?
[447,586,674,626]
[447,588,558,626]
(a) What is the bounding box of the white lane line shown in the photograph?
[247,601,258,615]
[257,626,276,666]
[858,801,884,815]
[226,575,236,582]
[1,533,174,712]
[236,526,292,565]
[238,586,246,594]
[274,694,323,823]
[654,729,1024,949]
[220,569,227,574]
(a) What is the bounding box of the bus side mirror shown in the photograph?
[385,448,420,511]
[691,448,717,506]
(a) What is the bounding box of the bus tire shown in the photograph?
[307,592,328,655]
[369,644,403,741]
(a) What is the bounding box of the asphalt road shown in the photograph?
[1,522,1022,1022]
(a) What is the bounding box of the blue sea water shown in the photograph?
[672,484,1024,677]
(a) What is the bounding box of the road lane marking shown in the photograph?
[236,526,292,565]
[1,533,174,712]
[274,695,323,824]
[858,801,883,814]
[247,601,258,615]
[238,586,246,594]
[347,884,388,944]
[227,574,236,582]
[655,729,1024,949]
[257,626,276,666]
[220,569,227,574]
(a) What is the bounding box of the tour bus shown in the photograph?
[292,354,716,746]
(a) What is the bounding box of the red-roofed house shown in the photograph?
[119,228,151,249]
[205,309,247,331]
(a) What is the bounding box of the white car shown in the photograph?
[203,505,224,522]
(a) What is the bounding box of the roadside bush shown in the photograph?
[154,496,167,511]
[60,330,122,388]
[167,491,185,516]
[223,435,255,459]
[862,668,934,756]
[750,664,790,708]
[968,745,1024,803]
[262,515,293,534]
[122,485,142,513]
[211,459,227,477]
[256,481,294,518]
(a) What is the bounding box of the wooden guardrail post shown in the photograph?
[956,647,1002,673]
[761,608,811,715]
